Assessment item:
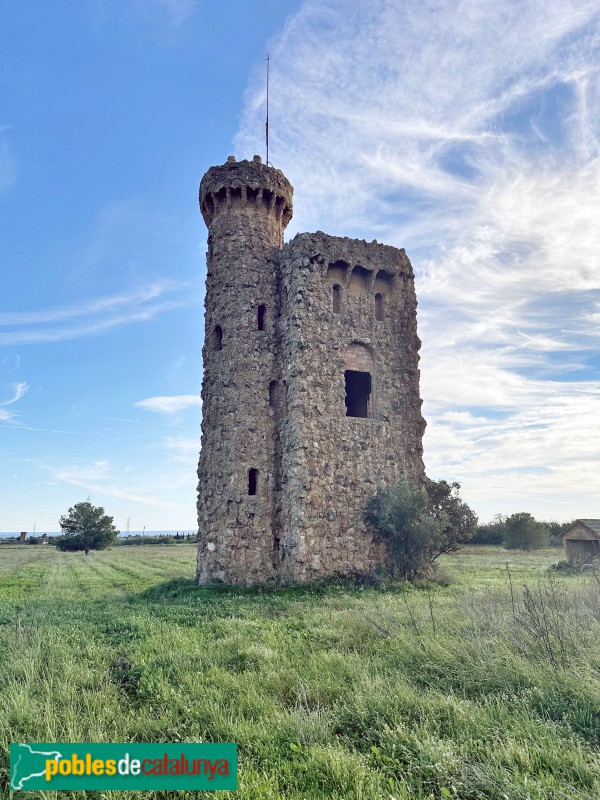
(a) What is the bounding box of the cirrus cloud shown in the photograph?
[135,394,201,414]
[235,0,600,522]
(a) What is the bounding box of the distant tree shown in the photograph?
[546,520,573,548]
[470,514,507,545]
[56,501,118,555]
[503,512,548,551]
[364,479,477,580]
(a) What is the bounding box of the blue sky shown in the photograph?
[1,0,599,532]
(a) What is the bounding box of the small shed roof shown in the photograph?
[563,519,600,540]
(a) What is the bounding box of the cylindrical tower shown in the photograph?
[196,155,293,585]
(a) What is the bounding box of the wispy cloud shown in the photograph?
[0,425,83,435]
[0,283,169,326]
[54,460,180,509]
[56,460,111,482]
[0,382,29,406]
[135,395,201,414]
[236,0,600,521]
[0,382,29,422]
[164,435,199,461]
[0,283,187,345]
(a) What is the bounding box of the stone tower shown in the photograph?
[197,156,426,585]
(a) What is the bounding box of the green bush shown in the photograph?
[503,512,549,550]
[364,479,477,580]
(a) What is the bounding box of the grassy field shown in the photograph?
[0,543,599,799]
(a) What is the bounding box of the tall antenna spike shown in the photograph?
[266,52,270,165]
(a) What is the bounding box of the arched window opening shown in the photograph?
[326,260,349,284]
[248,468,258,496]
[374,269,394,295]
[230,187,242,207]
[349,265,371,297]
[214,325,223,351]
[375,292,384,321]
[257,304,266,331]
[332,284,341,313]
[345,370,372,418]
[263,189,273,209]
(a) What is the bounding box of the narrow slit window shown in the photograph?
[345,370,372,418]
[375,293,384,321]
[257,304,266,330]
[214,325,223,351]
[248,468,258,495]
[269,380,277,407]
[332,284,341,313]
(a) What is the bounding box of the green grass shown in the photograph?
[1,544,599,799]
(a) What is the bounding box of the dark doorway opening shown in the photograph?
[345,370,372,418]
[248,468,258,495]
[214,325,223,351]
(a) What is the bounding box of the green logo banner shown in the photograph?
[10,743,237,791]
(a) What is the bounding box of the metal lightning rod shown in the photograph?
[266,53,270,165]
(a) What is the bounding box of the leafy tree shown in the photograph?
[470,514,507,545]
[56,501,119,555]
[546,520,573,547]
[424,478,478,557]
[364,479,477,580]
[503,512,548,551]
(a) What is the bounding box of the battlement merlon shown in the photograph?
[284,231,415,279]
[199,155,293,229]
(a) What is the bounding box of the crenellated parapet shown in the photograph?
[199,155,293,229]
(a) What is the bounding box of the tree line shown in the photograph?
[470,514,571,549]
[55,490,568,585]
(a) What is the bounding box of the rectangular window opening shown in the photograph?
[248,468,258,495]
[345,370,372,418]
[257,304,266,331]
[332,284,341,313]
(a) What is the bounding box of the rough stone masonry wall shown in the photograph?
[196,157,292,584]
[196,157,426,585]
[276,233,426,583]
